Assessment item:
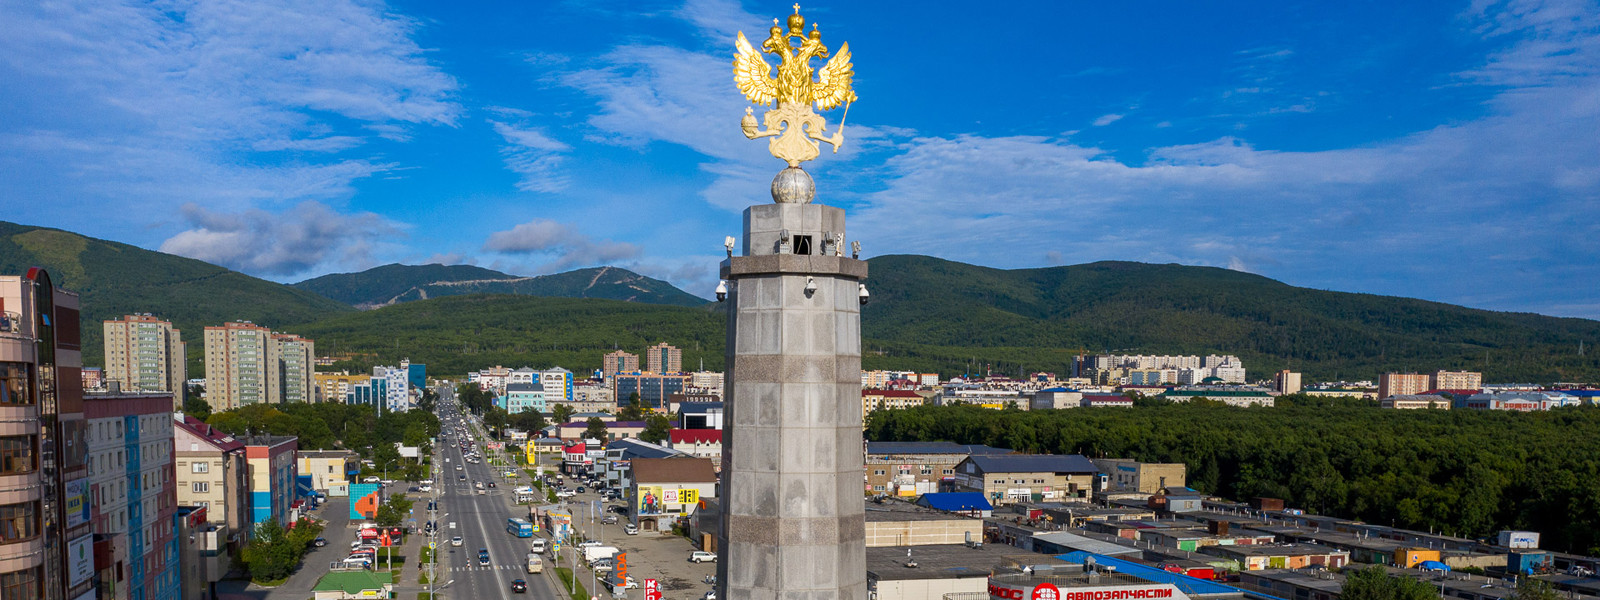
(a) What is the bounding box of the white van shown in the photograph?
[530,538,547,554]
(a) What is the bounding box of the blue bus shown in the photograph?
[507,518,534,538]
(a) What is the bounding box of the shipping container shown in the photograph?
[1497,531,1540,549]
[1394,548,1441,568]
[1509,551,1554,575]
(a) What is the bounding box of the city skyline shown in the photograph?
[3,0,1599,319]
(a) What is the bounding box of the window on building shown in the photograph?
[192,482,209,493]
[0,436,35,475]
[192,462,208,474]
[0,501,40,542]
[0,565,42,600]
[943,469,953,475]
[873,470,885,475]
[0,363,31,406]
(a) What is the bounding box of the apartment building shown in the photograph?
[313,371,369,404]
[202,322,315,410]
[102,314,187,399]
[243,436,298,526]
[1430,370,1482,392]
[172,416,248,551]
[86,391,180,600]
[861,389,927,425]
[950,454,1101,505]
[1273,370,1302,395]
[601,351,639,381]
[295,450,357,497]
[0,269,97,600]
[1378,373,1431,399]
[645,342,682,374]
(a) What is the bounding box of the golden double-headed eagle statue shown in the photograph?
[734,4,858,168]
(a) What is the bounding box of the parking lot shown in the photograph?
[539,481,719,599]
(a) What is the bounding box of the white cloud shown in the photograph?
[0,0,459,229]
[1092,113,1125,126]
[490,121,571,193]
[160,202,400,276]
[482,219,641,273]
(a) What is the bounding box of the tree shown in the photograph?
[372,443,403,475]
[182,396,212,421]
[551,403,576,426]
[509,411,548,434]
[583,417,609,443]
[375,493,413,527]
[619,392,647,421]
[483,407,508,438]
[240,519,300,583]
[1514,579,1562,600]
[641,414,672,444]
[1341,566,1438,600]
[417,387,438,413]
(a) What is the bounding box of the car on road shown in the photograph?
[575,486,586,494]
[311,537,327,547]
[419,485,431,492]
[556,490,576,498]
[510,579,527,593]
[450,536,463,547]
[623,524,638,535]
[362,476,380,483]
[407,486,420,492]
[478,548,491,565]
[459,475,466,481]
[487,481,496,488]
[690,551,717,563]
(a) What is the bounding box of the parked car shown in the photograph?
[602,515,618,525]
[577,540,602,549]
[690,551,717,563]
[623,524,638,535]
[311,537,327,547]
[362,476,381,483]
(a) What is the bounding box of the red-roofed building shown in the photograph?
[862,389,927,425]
[666,429,723,460]
[561,440,591,474]
[173,414,251,550]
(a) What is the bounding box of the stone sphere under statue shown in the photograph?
[771,167,815,204]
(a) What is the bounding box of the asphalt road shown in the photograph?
[432,388,564,600]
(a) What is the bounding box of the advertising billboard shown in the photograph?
[64,478,90,528]
[67,535,93,586]
[638,486,699,515]
[350,483,383,520]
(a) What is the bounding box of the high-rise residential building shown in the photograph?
[172,415,248,550]
[270,333,314,404]
[645,342,681,374]
[1274,370,1303,395]
[614,373,691,410]
[540,368,573,402]
[86,391,180,600]
[103,314,188,399]
[1430,370,1482,391]
[202,323,315,410]
[1378,373,1431,399]
[602,351,639,380]
[1,269,96,600]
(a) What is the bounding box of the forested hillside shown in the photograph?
[860,255,1600,381]
[285,294,726,375]
[866,404,1600,555]
[294,263,706,308]
[0,221,352,372]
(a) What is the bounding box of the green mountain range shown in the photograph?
[3,219,1595,383]
[0,221,353,372]
[858,255,1600,382]
[293,263,707,308]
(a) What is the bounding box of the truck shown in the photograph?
[583,546,620,566]
[526,553,544,574]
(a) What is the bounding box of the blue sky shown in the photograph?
[3,0,1598,317]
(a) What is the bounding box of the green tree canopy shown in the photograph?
[640,414,671,444]
[583,417,609,443]
[618,392,646,421]
[551,403,576,425]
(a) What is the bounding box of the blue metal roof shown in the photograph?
[915,492,993,512]
[678,401,725,413]
[968,454,1099,474]
[1055,551,1251,597]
